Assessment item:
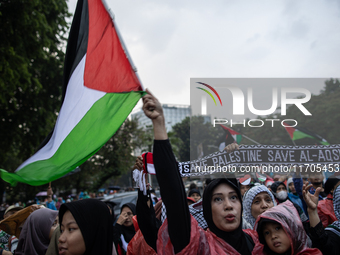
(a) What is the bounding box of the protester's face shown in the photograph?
[288,182,296,193]
[240,185,251,197]
[59,210,86,255]
[309,173,323,184]
[276,184,286,193]
[49,216,59,239]
[263,222,291,254]
[211,183,241,232]
[121,206,134,227]
[251,192,274,219]
[190,193,201,202]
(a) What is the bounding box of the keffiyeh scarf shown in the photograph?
[326,185,340,236]
[242,185,276,228]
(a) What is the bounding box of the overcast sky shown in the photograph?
[67,0,340,113]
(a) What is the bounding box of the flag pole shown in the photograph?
[102,0,144,89]
[242,134,261,145]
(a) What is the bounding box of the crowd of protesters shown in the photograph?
[0,90,339,254]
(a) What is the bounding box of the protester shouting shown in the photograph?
[141,89,260,254]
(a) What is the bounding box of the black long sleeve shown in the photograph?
[136,190,160,252]
[113,223,122,251]
[310,221,340,255]
[153,139,191,253]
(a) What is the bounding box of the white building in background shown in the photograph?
[131,104,191,132]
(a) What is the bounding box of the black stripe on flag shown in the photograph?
[38,0,89,150]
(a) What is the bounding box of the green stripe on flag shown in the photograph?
[235,135,242,144]
[293,130,330,145]
[0,91,145,186]
[292,130,314,140]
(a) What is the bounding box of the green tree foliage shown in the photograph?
[0,0,70,203]
[0,0,70,168]
[172,117,190,161]
[172,116,221,162]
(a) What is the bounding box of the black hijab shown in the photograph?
[59,199,113,255]
[271,181,288,203]
[120,203,136,243]
[203,178,252,255]
[270,181,285,194]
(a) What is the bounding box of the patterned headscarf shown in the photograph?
[327,185,340,235]
[242,185,276,228]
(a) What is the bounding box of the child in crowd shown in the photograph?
[254,200,321,255]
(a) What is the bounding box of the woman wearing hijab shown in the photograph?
[45,226,60,255]
[15,208,58,255]
[304,183,340,255]
[242,185,276,229]
[113,203,136,255]
[142,90,260,254]
[58,199,114,255]
[271,181,309,221]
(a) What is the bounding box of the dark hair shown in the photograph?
[205,178,213,186]
[188,188,201,197]
[189,183,198,190]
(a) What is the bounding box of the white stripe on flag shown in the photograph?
[16,55,106,171]
[147,163,155,175]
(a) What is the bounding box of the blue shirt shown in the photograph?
[46,201,57,210]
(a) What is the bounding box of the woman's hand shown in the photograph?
[133,156,143,171]
[116,212,129,225]
[142,89,164,122]
[302,183,321,211]
[224,143,239,153]
[142,89,167,140]
[303,183,322,227]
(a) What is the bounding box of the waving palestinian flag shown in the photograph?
[0,0,144,186]
[283,122,329,145]
[218,125,242,150]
